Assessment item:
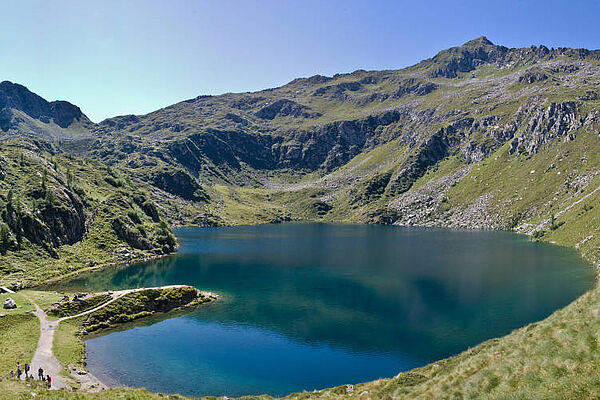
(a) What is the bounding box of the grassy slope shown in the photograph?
[0,290,63,377]
[0,314,39,377]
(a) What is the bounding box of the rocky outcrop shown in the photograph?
[224,113,248,126]
[0,81,54,121]
[365,208,399,225]
[389,167,471,226]
[518,69,548,84]
[393,79,438,98]
[425,37,509,78]
[420,37,600,79]
[166,110,406,178]
[2,185,86,256]
[36,189,87,246]
[279,110,405,171]
[509,101,580,155]
[111,217,153,251]
[0,81,91,131]
[3,298,16,309]
[49,101,87,128]
[312,201,332,216]
[255,99,320,120]
[144,167,209,202]
[388,119,473,195]
[350,171,392,205]
[312,81,362,100]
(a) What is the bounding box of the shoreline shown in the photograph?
[27,285,217,393]
[6,222,599,398]
[49,223,597,398]
[78,291,220,392]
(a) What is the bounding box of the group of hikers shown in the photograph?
[9,362,52,387]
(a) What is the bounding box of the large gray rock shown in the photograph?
[3,297,16,309]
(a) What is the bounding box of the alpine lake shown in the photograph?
[56,223,595,398]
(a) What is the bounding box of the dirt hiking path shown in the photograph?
[24,285,191,391]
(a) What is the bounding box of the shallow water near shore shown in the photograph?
[61,224,594,397]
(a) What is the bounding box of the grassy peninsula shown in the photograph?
[0,286,212,397]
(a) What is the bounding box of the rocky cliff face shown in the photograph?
[0,81,92,134]
[509,101,580,155]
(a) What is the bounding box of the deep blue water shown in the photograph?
[60,224,594,397]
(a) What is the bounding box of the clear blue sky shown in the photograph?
[1,0,599,122]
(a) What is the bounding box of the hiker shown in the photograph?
[47,375,51,387]
[38,366,44,380]
[24,363,29,378]
[16,363,21,379]
[9,370,14,378]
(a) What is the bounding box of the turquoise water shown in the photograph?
[61,224,594,397]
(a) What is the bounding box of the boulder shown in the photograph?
[3,297,17,309]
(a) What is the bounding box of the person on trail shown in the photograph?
[16,363,21,379]
[24,363,29,378]
[47,375,51,387]
[9,370,14,378]
[38,366,44,380]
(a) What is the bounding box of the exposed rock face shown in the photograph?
[0,81,52,121]
[49,101,87,128]
[388,118,474,195]
[111,217,153,250]
[279,110,404,171]
[509,101,579,155]
[255,99,320,120]
[394,79,438,98]
[2,185,86,256]
[421,36,600,79]
[165,110,405,178]
[3,298,16,309]
[313,81,362,100]
[518,69,548,84]
[389,167,471,226]
[37,190,87,246]
[426,37,509,78]
[145,167,209,201]
[0,81,90,131]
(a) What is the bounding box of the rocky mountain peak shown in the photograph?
[0,80,52,120]
[463,36,495,47]
[0,80,91,130]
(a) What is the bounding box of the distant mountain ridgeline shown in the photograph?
[2,36,600,283]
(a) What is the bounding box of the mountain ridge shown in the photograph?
[1,37,600,278]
